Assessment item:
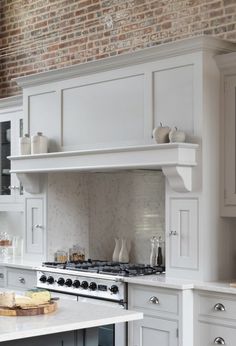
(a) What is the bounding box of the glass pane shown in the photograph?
[0,121,11,195]
[98,324,114,346]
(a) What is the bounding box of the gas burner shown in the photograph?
[42,260,165,277]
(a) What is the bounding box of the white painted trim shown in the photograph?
[0,95,22,109]
[9,143,198,193]
[13,37,236,88]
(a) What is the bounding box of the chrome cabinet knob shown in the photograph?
[8,185,20,190]
[214,303,226,312]
[0,273,4,279]
[169,230,178,236]
[149,296,159,304]
[214,337,225,344]
[35,224,43,229]
[18,277,25,284]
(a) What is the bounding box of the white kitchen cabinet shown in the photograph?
[6,267,36,290]
[128,284,193,346]
[0,96,23,210]
[215,53,236,216]
[194,290,236,346]
[167,198,199,271]
[0,266,5,287]
[132,316,178,346]
[25,197,45,259]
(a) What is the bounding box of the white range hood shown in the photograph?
[9,143,198,194]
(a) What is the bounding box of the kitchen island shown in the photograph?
[0,299,142,345]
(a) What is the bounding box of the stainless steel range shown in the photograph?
[36,260,164,346]
[37,260,164,301]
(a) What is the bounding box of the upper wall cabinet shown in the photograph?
[216,53,236,217]
[0,96,23,210]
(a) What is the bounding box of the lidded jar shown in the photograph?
[19,134,31,155]
[31,132,48,154]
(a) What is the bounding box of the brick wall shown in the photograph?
[0,0,236,98]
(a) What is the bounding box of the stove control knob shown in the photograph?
[65,279,73,287]
[89,282,97,291]
[57,277,65,286]
[47,276,54,284]
[81,281,89,289]
[73,280,80,288]
[39,275,47,283]
[109,285,119,294]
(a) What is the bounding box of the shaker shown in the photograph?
[156,236,165,266]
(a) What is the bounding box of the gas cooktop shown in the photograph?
[42,259,165,277]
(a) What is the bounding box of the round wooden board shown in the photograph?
[0,301,57,316]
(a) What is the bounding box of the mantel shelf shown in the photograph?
[9,143,199,194]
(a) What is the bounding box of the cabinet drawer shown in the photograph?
[198,293,236,321]
[129,285,179,316]
[6,268,36,290]
[0,267,5,287]
[199,321,236,346]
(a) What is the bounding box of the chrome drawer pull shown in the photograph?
[214,303,226,312]
[214,337,225,345]
[149,296,159,304]
[18,277,25,284]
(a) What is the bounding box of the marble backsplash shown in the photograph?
[47,173,90,261]
[47,170,165,264]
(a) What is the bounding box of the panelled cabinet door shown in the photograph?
[169,198,198,270]
[25,198,44,255]
[0,109,23,205]
[131,317,178,346]
[223,76,236,210]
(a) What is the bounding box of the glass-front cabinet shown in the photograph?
[0,97,23,209]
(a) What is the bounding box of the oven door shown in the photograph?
[79,296,127,346]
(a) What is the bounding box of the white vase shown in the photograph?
[119,238,129,263]
[112,238,121,262]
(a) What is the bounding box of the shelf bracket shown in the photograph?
[16,173,42,194]
[162,166,192,192]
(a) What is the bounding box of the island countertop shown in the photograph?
[0,299,143,342]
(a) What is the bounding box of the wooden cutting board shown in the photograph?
[0,301,57,316]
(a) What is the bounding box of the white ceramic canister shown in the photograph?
[119,238,129,263]
[19,134,31,155]
[112,238,121,262]
[31,132,48,154]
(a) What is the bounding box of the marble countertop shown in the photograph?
[125,274,236,294]
[0,299,142,342]
[124,274,195,290]
[2,259,236,295]
[0,257,41,270]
